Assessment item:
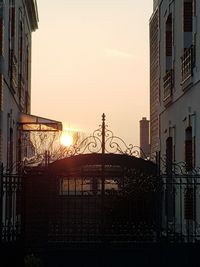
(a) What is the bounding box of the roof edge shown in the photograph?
[25,0,39,32]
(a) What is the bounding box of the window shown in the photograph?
[183,0,193,49]
[60,177,91,196]
[60,176,119,196]
[9,0,15,40]
[184,1,193,33]
[185,126,193,171]
[163,14,173,103]
[166,136,173,174]
[165,15,172,59]
[165,14,173,71]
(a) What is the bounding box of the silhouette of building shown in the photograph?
[139,117,150,158]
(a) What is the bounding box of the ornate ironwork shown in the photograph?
[159,154,200,175]
[61,114,147,158]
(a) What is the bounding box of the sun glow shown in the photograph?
[60,132,73,147]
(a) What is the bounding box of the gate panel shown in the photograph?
[23,154,160,246]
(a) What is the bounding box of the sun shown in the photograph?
[60,133,73,147]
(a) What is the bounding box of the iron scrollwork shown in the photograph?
[159,155,200,175]
[64,114,147,158]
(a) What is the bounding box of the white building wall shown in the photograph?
[150,0,200,241]
[0,0,38,167]
[156,0,200,167]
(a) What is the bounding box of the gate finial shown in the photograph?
[102,113,106,154]
[102,113,105,122]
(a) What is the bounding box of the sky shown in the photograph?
[31,0,153,147]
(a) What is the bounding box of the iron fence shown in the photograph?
[160,173,200,242]
[0,164,23,243]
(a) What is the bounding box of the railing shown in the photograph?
[0,161,25,241]
[163,69,174,103]
[0,168,23,243]
[161,174,200,242]
[158,158,200,242]
[181,45,194,83]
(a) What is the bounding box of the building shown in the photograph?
[150,0,200,167]
[139,117,150,158]
[0,0,62,243]
[150,0,200,241]
[0,0,38,168]
[0,0,62,169]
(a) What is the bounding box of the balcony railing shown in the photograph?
[163,69,174,103]
[181,45,194,83]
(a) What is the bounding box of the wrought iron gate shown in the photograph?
[0,164,23,243]
[23,114,161,246]
[23,154,160,245]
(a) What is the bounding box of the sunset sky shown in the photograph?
[31,0,153,146]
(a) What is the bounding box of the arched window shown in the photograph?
[163,14,173,102]
[183,0,193,48]
[166,136,173,174]
[185,126,193,171]
[165,14,172,71]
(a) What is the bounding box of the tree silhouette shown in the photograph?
[22,130,86,166]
